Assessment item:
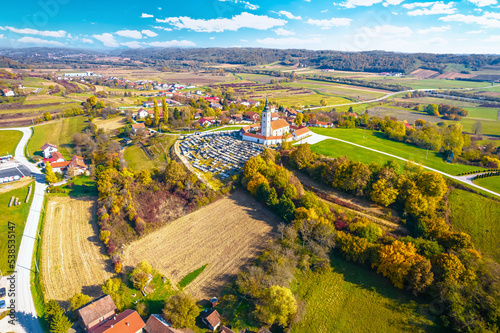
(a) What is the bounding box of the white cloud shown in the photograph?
[361,25,414,38]
[158,7,162,10]
[440,12,500,28]
[116,30,142,39]
[147,40,196,47]
[339,0,403,8]
[468,0,497,7]
[0,34,4,39]
[416,25,451,34]
[306,17,352,28]
[274,11,302,20]
[256,37,322,46]
[321,9,329,12]
[122,41,143,48]
[1,26,66,38]
[153,26,173,31]
[240,39,249,42]
[156,12,286,32]
[274,28,295,36]
[407,2,456,16]
[141,13,154,18]
[467,29,485,33]
[82,38,94,44]
[92,33,119,47]
[484,35,500,41]
[141,29,157,37]
[18,36,64,46]
[218,0,259,10]
[209,36,215,39]
[402,2,435,9]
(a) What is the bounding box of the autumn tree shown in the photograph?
[243,155,266,178]
[417,171,447,199]
[320,99,327,106]
[44,112,52,121]
[153,99,160,127]
[247,172,268,195]
[426,104,439,116]
[131,261,153,291]
[289,144,315,170]
[406,258,434,295]
[433,253,467,284]
[472,121,482,136]
[87,95,97,106]
[336,231,371,264]
[370,178,398,207]
[377,241,422,289]
[163,293,199,328]
[69,293,91,311]
[254,285,297,326]
[45,162,58,184]
[164,160,187,185]
[145,116,152,126]
[295,112,303,126]
[162,97,168,124]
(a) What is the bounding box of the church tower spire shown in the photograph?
[261,98,272,137]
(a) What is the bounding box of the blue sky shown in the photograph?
[0,0,499,53]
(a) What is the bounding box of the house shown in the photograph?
[198,117,216,127]
[43,151,65,164]
[77,295,117,331]
[142,100,163,108]
[2,89,15,97]
[145,314,189,333]
[90,309,145,333]
[271,112,280,121]
[202,309,221,332]
[286,109,298,117]
[307,119,332,128]
[41,143,58,159]
[220,326,236,333]
[348,112,358,118]
[137,108,149,119]
[204,96,220,103]
[67,155,88,176]
[292,127,312,141]
[209,297,218,308]
[51,161,71,173]
[132,123,146,133]
[245,111,260,122]
[231,114,243,122]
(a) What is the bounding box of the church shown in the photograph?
[241,99,311,145]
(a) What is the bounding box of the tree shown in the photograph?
[295,112,303,126]
[173,107,181,120]
[153,99,160,127]
[44,112,52,121]
[417,171,447,199]
[96,100,105,109]
[320,99,327,106]
[162,97,168,124]
[131,261,153,291]
[254,285,297,326]
[289,144,315,170]
[336,231,371,264]
[433,253,466,283]
[472,121,482,136]
[45,162,58,184]
[88,95,97,106]
[376,241,423,289]
[278,194,295,222]
[102,278,123,295]
[69,293,91,311]
[165,160,186,185]
[426,104,439,116]
[243,155,266,178]
[114,262,122,273]
[443,123,465,155]
[247,172,268,195]
[145,116,152,126]
[370,179,398,207]
[163,293,199,328]
[406,258,434,295]
[50,310,72,333]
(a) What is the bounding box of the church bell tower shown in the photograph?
[261,98,272,137]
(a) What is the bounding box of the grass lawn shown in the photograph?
[273,94,352,108]
[291,255,440,333]
[28,116,88,160]
[464,107,499,120]
[448,189,500,263]
[0,130,23,156]
[363,77,487,90]
[311,128,484,175]
[124,135,175,171]
[474,176,500,194]
[0,180,34,274]
[0,102,82,115]
[459,118,500,137]
[212,126,244,131]
[48,176,98,198]
[178,264,207,289]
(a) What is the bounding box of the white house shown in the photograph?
[2,89,15,97]
[41,143,58,159]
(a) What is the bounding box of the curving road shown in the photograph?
[0,127,45,333]
[299,132,500,198]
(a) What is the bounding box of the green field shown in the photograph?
[282,80,386,101]
[448,189,500,263]
[478,86,500,93]
[48,176,97,197]
[465,107,499,120]
[396,97,478,108]
[364,76,488,90]
[311,128,483,175]
[274,94,352,108]
[212,126,244,131]
[0,102,82,115]
[291,255,440,333]
[474,176,500,194]
[0,181,34,274]
[23,97,70,105]
[459,118,500,137]
[124,136,175,171]
[0,130,23,156]
[28,116,88,160]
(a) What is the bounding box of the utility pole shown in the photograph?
[426,147,429,159]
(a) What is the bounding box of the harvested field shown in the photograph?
[93,116,126,131]
[123,191,281,299]
[410,69,439,79]
[42,196,113,303]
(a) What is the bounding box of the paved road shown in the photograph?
[0,127,45,333]
[299,132,500,198]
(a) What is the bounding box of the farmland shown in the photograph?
[41,196,112,303]
[282,80,389,101]
[0,130,23,155]
[0,180,34,274]
[123,191,280,299]
[93,116,127,131]
[448,190,500,263]
[27,116,87,159]
[124,135,176,172]
[310,128,483,175]
[291,255,440,333]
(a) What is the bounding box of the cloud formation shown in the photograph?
[274,28,295,36]
[416,26,451,34]
[218,0,259,10]
[156,12,286,32]
[141,13,154,18]
[274,11,302,20]
[18,36,64,46]
[116,30,143,39]
[147,40,196,47]
[92,33,119,47]
[306,18,352,28]
[468,0,497,6]
[141,29,158,37]
[406,2,456,16]
[1,26,66,38]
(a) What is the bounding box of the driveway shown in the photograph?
[0,127,45,333]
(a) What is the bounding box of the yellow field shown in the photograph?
[42,196,113,302]
[93,116,127,131]
[123,191,281,299]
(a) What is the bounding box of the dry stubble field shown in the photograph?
[42,196,113,303]
[123,191,281,299]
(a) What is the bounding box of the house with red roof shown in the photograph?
[89,309,145,333]
[41,143,58,158]
[198,117,216,127]
[2,89,15,97]
[132,123,146,133]
[43,151,65,164]
[245,111,260,122]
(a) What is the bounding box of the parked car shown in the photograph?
[0,179,3,184]
[8,176,14,182]
[13,175,20,180]
[0,287,5,299]
[0,300,5,309]
[3,177,9,182]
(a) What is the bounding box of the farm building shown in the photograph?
[132,123,146,133]
[145,314,190,333]
[77,295,117,331]
[89,309,145,333]
[2,89,15,97]
[220,326,236,333]
[41,143,58,159]
[202,309,221,331]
